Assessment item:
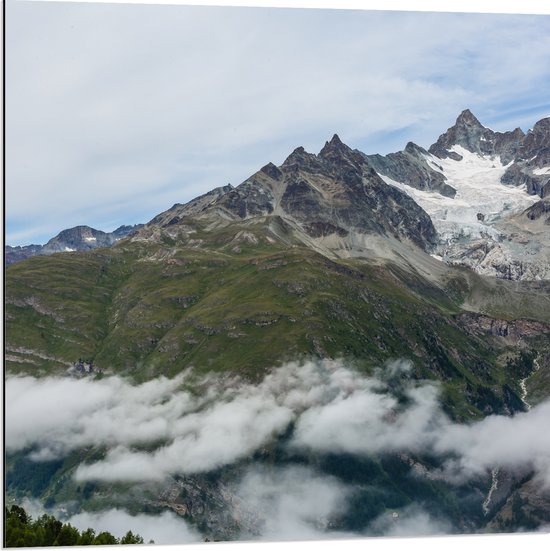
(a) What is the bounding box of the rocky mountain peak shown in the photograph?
[260,162,283,180]
[428,108,487,160]
[532,116,550,133]
[455,108,484,129]
[318,133,353,159]
[429,109,526,164]
[281,146,320,170]
[519,116,550,164]
[403,141,429,157]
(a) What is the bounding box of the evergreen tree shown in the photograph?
[4,505,145,547]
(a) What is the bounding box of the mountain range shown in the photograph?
[5,224,143,266]
[5,109,550,541]
[8,109,549,279]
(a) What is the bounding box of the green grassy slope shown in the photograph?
[6,220,549,419]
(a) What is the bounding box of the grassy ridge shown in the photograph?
[5,223,549,417]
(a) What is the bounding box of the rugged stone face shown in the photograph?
[365,141,456,197]
[217,180,275,219]
[502,117,550,198]
[500,163,546,196]
[148,184,234,227]
[428,109,525,164]
[524,198,550,224]
[518,117,550,166]
[457,312,550,341]
[140,133,438,252]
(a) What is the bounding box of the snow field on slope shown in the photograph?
[379,145,539,244]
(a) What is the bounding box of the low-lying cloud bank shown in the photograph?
[17,498,201,545]
[6,359,550,487]
[17,466,449,544]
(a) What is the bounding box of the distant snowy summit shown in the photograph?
[371,109,550,280]
[5,224,144,265]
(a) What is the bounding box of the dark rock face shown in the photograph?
[523,199,550,224]
[217,180,275,219]
[501,163,549,197]
[260,162,283,180]
[280,179,326,220]
[429,109,525,164]
[502,117,550,197]
[366,141,456,197]
[518,117,550,166]
[458,312,550,341]
[428,110,550,198]
[148,184,234,227]
[142,134,438,251]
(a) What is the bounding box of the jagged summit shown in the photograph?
[429,109,525,164]
[455,108,484,128]
[281,145,319,169]
[133,131,437,252]
[319,133,347,155]
[365,140,456,198]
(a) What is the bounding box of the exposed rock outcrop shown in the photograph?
[365,141,456,197]
[137,134,438,252]
[429,109,525,165]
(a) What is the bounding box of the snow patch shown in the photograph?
[64,247,75,252]
[533,167,550,176]
[379,146,538,244]
[84,236,97,242]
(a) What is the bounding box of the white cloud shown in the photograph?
[434,401,550,487]
[366,505,453,537]
[68,509,202,545]
[16,498,202,545]
[7,358,550,543]
[6,358,550,489]
[291,381,443,456]
[235,465,355,541]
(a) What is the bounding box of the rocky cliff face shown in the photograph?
[428,109,550,198]
[429,109,526,165]
[136,134,438,253]
[501,117,550,197]
[524,198,550,224]
[365,141,456,197]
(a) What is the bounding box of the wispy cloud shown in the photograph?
[7,359,550,542]
[6,3,550,244]
[6,359,550,488]
[17,498,202,545]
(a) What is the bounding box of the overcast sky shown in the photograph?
[5,1,550,245]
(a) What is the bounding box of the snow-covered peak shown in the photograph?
[380,147,538,243]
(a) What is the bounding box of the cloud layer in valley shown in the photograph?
[6,359,550,488]
[7,358,550,542]
[17,498,201,545]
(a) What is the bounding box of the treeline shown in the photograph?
[5,505,146,547]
